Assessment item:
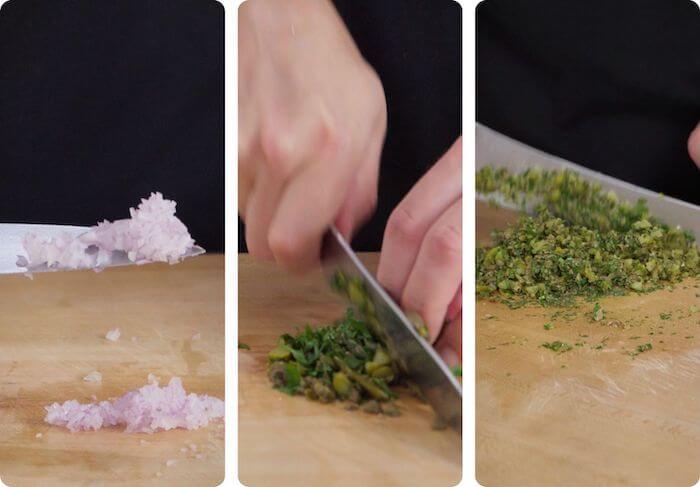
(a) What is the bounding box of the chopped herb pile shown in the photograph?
[238,342,250,350]
[478,166,661,233]
[451,365,462,377]
[476,167,699,307]
[267,309,401,415]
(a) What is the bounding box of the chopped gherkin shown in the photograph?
[476,167,699,307]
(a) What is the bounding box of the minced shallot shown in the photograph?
[44,377,223,433]
[83,371,102,383]
[19,192,196,272]
[105,328,121,342]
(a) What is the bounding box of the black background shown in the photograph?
[0,0,224,251]
[1,0,697,256]
[477,0,700,206]
[239,0,464,252]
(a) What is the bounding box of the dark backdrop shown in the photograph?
[477,0,700,206]
[240,0,700,253]
[0,0,224,251]
[238,0,464,252]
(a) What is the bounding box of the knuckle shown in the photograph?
[318,116,347,159]
[364,66,385,103]
[425,224,462,262]
[260,128,295,179]
[386,207,424,244]
[364,68,387,125]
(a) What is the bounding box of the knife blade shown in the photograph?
[0,223,205,275]
[321,226,462,433]
[476,123,700,236]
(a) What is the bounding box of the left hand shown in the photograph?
[377,137,462,366]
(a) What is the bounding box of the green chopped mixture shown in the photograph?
[267,309,401,415]
[238,342,251,350]
[541,341,573,353]
[476,167,699,307]
[592,303,605,322]
[630,342,653,357]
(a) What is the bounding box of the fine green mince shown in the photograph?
[267,309,400,415]
[476,167,699,308]
[541,341,573,353]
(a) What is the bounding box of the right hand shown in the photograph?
[689,121,700,169]
[239,0,387,272]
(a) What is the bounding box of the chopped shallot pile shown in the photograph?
[18,192,198,272]
[44,377,224,433]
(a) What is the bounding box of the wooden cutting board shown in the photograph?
[0,254,224,487]
[475,202,700,486]
[238,254,462,487]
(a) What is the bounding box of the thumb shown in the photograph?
[689,121,700,169]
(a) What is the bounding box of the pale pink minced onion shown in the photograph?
[105,328,121,342]
[20,192,195,272]
[44,377,224,433]
[83,371,102,383]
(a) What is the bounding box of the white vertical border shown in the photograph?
[462,1,475,485]
[6,0,698,486]
[0,4,12,487]
[224,1,238,486]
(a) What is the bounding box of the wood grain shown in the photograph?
[476,202,700,486]
[0,255,224,487]
[238,254,462,487]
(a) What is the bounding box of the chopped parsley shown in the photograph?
[541,341,573,353]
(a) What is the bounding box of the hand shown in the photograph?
[239,0,387,272]
[689,121,700,169]
[377,137,462,366]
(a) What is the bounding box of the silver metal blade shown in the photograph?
[321,226,462,433]
[476,123,700,236]
[0,223,205,275]
[0,224,87,274]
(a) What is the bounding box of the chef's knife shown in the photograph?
[0,223,205,275]
[476,123,700,236]
[321,226,462,433]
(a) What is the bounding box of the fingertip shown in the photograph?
[267,223,320,274]
[437,345,459,368]
[333,210,354,242]
[245,224,274,261]
[689,122,700,168]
